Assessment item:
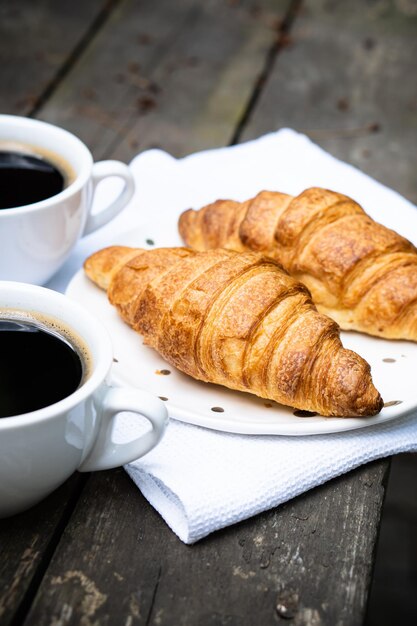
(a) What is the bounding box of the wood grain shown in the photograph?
[35,0,289,161]
[0,0,116,116]
[240,0,417,203]
[0,475,86,626]
[22,463,389,626]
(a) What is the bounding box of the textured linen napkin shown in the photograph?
[124,415,417,544]
[55,129,417,544]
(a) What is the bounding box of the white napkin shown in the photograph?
[124,415,417,544]
[53,129,417,544]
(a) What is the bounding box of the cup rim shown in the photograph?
[0,281,113,428]
[0,114,93,215]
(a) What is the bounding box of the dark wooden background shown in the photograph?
[0,1,416,624]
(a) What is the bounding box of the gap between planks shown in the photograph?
[230,0,304,146]
[28,0,124,119]
[8,474,90,626]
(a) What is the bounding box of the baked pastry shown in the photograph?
[179,188,417,340]
[84,245,383,417]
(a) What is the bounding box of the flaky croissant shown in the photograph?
[84,245,382,417]
[179,188,417,341]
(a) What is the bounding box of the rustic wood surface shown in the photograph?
[1,0,415,624]
[22,463,389,626]
[37,0,289,160]
[0,0,116,116]
[241,0,417,204]
[0,475,86,626]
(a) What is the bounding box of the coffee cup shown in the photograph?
[0,115,135,285]
[0,281,168,518]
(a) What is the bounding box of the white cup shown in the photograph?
[0,115,135,285]
[0,282,168,517]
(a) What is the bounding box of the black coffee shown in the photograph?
[0,150,66,209]
[0,318,83,418]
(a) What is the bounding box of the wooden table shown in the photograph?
[1,1,416,624]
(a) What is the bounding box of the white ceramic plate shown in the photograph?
[67,226,417,436]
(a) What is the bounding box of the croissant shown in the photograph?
[84,245,383,417]
[179,188,417,341]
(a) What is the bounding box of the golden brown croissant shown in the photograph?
[179,188,417,341]
[84,245,383,417]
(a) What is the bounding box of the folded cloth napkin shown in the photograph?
[55,129,417,544]
[124,416,417,544]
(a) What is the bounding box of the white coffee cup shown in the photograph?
[0,115,135,285]
[0,281,168,518]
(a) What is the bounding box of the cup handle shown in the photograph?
[83,160,135,236]
[78,387,168,472]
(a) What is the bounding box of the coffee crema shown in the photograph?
[0,311,88,418]
[0,141,75,210]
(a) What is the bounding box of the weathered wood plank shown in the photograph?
[36,0,289,161]
[0,0,116,115]
[0,475,86,626]
[241,0,417,203]
[22,462,388,626]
